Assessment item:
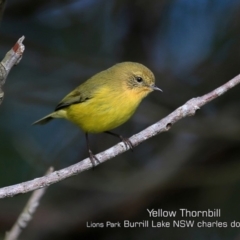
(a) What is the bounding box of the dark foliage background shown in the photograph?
[1,0,240,239]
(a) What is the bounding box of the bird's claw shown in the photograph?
[89,150,100,167]
[120,137,134,151]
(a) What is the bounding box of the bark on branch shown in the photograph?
[4,167,53,240]
[0,36,25,105]
[0,72,240,198]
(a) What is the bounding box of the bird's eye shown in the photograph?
[136,77,143,83]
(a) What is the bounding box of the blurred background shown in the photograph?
[1,0,240,239]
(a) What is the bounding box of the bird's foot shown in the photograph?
[119,136,134,151]
[104,131,134,151]
[88,150,100,167]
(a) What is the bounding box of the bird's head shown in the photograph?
[114,62,162,99]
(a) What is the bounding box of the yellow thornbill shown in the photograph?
[33,62,162,166]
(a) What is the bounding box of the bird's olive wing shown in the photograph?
[55,89,91,111]
[54,73,108,111]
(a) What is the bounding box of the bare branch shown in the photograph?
[0,73,240,199]
[0,36,25,105]
[4,167,54,240]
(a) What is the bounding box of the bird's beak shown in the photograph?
[151,85,163,92]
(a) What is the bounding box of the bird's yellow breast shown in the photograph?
[64,85,148,133]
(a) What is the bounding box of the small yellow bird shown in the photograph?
[33,62,162,165]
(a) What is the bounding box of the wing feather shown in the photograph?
[55,89,91,111]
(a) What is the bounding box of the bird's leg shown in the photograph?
[85,133,100,167]
[104,131,134,151]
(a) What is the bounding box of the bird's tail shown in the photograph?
[33,110,67,125]
[32,113,54,125]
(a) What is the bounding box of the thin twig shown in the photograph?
[4,167,54,240]
[0,73,240,199]
[0,36,25,105]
